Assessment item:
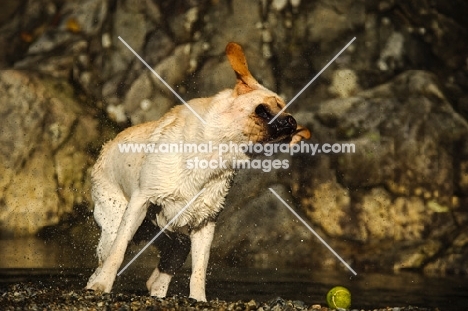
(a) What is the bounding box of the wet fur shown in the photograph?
[86,42,310,301]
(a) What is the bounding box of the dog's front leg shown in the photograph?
[87,192,149,292]
[189,222,215,301]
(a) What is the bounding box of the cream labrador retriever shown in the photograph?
[86,42,310,301]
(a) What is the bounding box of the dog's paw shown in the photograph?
[85,282,108,292]
[85,273,115,293]
[147,272,172,298]
[189,293,207,302]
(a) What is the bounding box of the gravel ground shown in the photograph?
[0,283,438,311]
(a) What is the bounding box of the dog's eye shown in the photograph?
[255,104,271,120]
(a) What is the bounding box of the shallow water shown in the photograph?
[1,237,467,310]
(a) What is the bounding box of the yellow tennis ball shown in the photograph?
[326,286,351,309]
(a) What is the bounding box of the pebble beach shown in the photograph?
[1,283,437,311]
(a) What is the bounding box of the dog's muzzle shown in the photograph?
[255,104,297,140]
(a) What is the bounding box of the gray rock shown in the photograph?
[293,70,468,271]
[189,57,235,98]
[110,5,147,74]
[0,70,99,236]
[150,44,192,93]
[122,72,154,116]
[377,32,405,72]
[213,178,313,267]
[60,0,107,36]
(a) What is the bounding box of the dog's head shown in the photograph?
[219,42,311,146]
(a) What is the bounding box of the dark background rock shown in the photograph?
[291,70,468,272]
[0,0,467,276]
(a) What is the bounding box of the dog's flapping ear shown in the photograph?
[289,125,311,146]
[226,42,261,95]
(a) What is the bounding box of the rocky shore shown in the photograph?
[1,283,436,311]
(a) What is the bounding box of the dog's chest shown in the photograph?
[149,165,236,230]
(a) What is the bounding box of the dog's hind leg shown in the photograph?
[87,190,149,292]
[87,184,128,286]
[146,229,191,297]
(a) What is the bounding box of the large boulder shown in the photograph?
[0,70,99,236]
[290,70,468,273]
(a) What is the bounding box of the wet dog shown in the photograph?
[86,42,310,301]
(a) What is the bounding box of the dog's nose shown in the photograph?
[276,115,297,135]
[284,115,297,130]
